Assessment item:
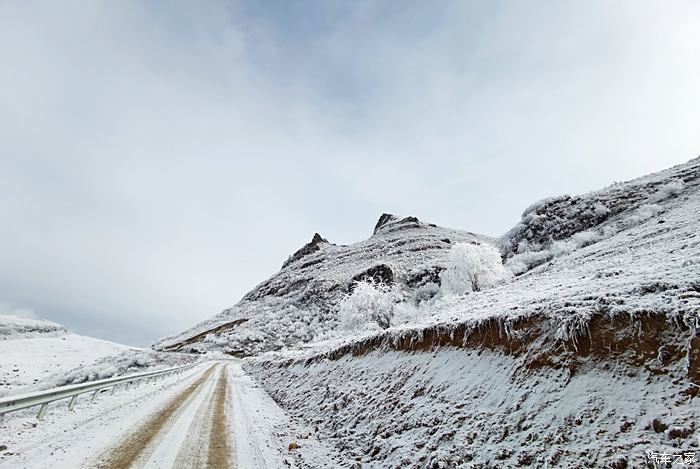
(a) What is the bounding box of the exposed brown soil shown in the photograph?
[311,313,699,383]
[96,365,216,469]
[162,319,248,352]
[207,365,231,469]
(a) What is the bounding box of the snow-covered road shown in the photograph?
[0,360,341,468]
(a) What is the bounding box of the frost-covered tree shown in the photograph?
[440,242,511,296]
[338,280,397,332]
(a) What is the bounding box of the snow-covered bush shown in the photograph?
[338,280,398,332]
[504,249,553,275]
[649,180,684,203]
[390,302,421,326]
[440,243,511,296]
[621,204,662,228]
[549,230,602,258]
[410,282,440,306]
[52,349,197,388]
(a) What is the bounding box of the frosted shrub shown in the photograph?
[338,280,397,332]
[649,179,684,203]
[505,249,552,275]
[550,230,602,258]
[621,204,662,228]
[440,243,511,296]
[410,282,440,306]
[390,302,420,326]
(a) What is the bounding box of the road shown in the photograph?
[0,361,340,468]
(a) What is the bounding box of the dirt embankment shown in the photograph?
[160,319,249,352]
[246,313,700,468]
[296,312,699,394]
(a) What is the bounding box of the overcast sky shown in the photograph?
[1,1,699,346]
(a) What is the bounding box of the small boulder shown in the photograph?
[652,418,668,433]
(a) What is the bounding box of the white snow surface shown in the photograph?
[0,361,343,468]
[248,348,699,468]
[0,315,137,394]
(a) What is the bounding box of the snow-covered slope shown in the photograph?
[239,157,700,468]
[155,215,493,356]
[0,314,137,393]
[0,315,196,395]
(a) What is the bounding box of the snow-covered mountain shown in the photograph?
[154,214,493,355]
[163,156,700,467]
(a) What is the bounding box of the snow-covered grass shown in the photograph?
[247,347,698,468]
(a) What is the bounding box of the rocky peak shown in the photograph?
[374,213,398,233]
[282,232,329,269]
[373,213,423,236]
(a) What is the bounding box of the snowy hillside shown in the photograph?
[0,314,69,338]
[154,215,493,355]
[0,314,136,393]
[217,157,697,467]
[0,315,195,395]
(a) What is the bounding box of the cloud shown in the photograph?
[0,0,699,345]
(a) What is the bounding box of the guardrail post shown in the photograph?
[91,389,99,402]
[68,395,78,411]
[111,385,117,395]
[37,403,48,421]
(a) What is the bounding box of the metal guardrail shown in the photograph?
[0,362,197,422]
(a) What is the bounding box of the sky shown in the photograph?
[1,0,699,346]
